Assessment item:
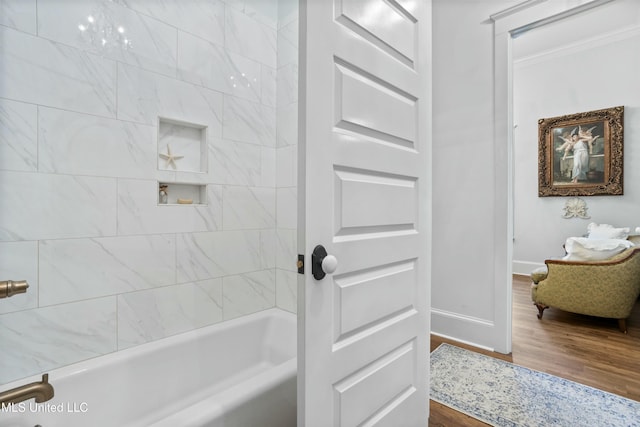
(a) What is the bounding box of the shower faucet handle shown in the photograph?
[0,280,29,299]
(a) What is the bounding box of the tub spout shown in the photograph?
[0,374,55,405]
[0,280,29,299]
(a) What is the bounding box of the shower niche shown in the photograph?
[158,182,207,206]
[158,117,207,173]
[157,117,208,206]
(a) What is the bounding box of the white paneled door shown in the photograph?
[298,0,432,426]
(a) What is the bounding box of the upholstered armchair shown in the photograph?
[531,246,640,333]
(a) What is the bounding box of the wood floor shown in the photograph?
[428,274,640,426]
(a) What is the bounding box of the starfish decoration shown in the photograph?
[159,145,184,170]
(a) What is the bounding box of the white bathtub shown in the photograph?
[0,308,296,427]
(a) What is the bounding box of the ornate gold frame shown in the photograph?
[538,106,624,197]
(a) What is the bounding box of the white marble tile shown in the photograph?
[0,172,116,241]
[226,51,263,102]
[0,99,37,172]
[223,269,275,320]
[276,228,297,271]
[177,31,262,102]
[38,107,157,179]
[244,0,278,29]
[260,228,277,269]
[223,96,276,147]
[0,26,117,118]
[117,63,223,135]
[261,146,277,188]
[276,102,298,148]
[155,168,178,184]
[261,65,277,107]
[176,31,228,92]
[276,145,297,187]
[176,230,272,282]
[117,279,223,349]
[119,0,225,46]
[277,187,297,229]
[0,298,116,384]
[278,0,298,30]
[39,235,176,306]
[0,0,36,34]
[223,186,276,230]
[224,0,245,12]
[38,0,177,77]
[170,170,210,186]
[277,62,298,108]
[276,268,297,313]
[277,18,298,68]
[0,241,38,315]
[117,180,222,235]
[210,138,262,186]
[225,6,277,68]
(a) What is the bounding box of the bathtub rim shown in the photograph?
[1,307,297,390]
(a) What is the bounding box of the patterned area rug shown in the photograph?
[430,343,640,427]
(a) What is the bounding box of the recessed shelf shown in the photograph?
[158,118,207,173]
[158,182,207,206]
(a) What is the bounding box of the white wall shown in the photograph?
[512,0,640,273]
[0,0,293,385]
[431,0,518,350]
[432,0,640,350]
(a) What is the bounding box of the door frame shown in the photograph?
[490,0,615,353]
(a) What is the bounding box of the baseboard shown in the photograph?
[430,308,498,352]
[430,331,494,353]
[512,260,545,276]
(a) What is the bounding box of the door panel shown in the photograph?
[334,167,417,233]
[335,0,417,66]
[333,339,416,427]
[335,60,417,144]
[334,259,416,340]
[299,0,432,425]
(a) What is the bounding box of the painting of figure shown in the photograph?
[538,106,623,197]
[552,122,605,184]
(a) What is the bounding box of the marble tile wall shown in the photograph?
[0,0,294,385]
[276,0,298,314]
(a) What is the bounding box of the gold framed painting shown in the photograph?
[538,106,624,197]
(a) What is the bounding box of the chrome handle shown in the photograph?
[0,280,29,299]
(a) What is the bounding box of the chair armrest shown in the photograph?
[544,246,640,267]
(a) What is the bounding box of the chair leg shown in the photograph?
[534,303,547,319]
[618,319,628,334]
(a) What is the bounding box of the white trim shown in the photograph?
[430,331,494,353]
[514,23,640,66]
[509,0,616,38]
[431,308,494,327]
[489,0,547,22]
[512,260,545,276]
[491,0,606,36]
[431,309,498,352]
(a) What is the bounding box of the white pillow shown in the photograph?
[587,223,630,240]
[563,237,634,261]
